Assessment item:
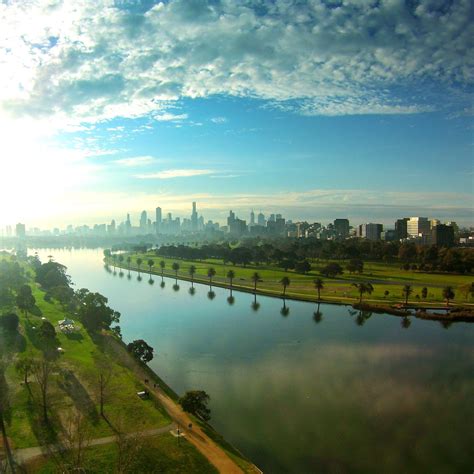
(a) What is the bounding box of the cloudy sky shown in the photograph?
[0,0,473,228]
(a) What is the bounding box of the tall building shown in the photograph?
[155,207,162,233]
[250,210,255,226]
[334,219,350,239]
[15,223,26,238]
[358,223,383,241]
[191,201,198,231]
[395,218,409,240]
[407,217,430,237]
[125,214,132,234]
[140,210,147,231]
[431,224,454,247]
[257,212,265,226]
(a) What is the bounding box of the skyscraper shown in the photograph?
[140,210,147,231]
[155,207,162,233]
[334,219,350,239]
[250,210,255,226]
[257,211,265,226]
[191,201,198,231]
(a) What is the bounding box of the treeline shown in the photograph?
[154,239,474,274]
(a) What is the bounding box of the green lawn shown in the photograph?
[114,253,474,307]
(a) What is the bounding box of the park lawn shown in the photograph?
[28,433,218,473]
[2,270,171,450]
[118,253,474,306]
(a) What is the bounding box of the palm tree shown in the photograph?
[280,276,290,297]
[159,260,166,279]
[126,256,132,274]
[207,267,216,286]
[189,265,196,287]
[251,272,261,292]
[352,282,374,303]
[172,262,180,278]
[136,257,143,274]
[227,270,235,288]
[118,254,124,269]
[112,253,117,270]
[314,278,324,301]
[442,286,455,306]
[402,284,413,306]
[147,259,154,275]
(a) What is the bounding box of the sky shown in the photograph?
[0,0,473,228]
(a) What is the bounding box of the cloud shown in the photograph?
[135,169,215,179]
[114,155,155,167]
[211,117,228,124]
[153,112,189,122]
[0,0,472,125]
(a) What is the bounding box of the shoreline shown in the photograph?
[106,259,474,318]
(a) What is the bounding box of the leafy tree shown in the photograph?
[227,270,235,288]
[16,284,36,317]
[207,267,216,285]
[127,339,154,363]
[320,263,343,278]
[347,259,364,274]
[295,260,312,274]
[280,276,290,297]
[49,285,74,308]
[251,272,261,292]
[0,285,14,308]
[0,313,19,332]
[39,320,56,340]
[421,287,428,299]
[77,290,120,332]
[118,255,124,268]
[172,262,180,278]
[313,278,324,301]
[147,259,154,275]
[384,290,390,298]
[136,258,143,273]
[35,261,70,290]
[189,265,196,286]
[402,284,413,306]
[442,286,455,306]
[179,390,211,421]
[352,282,374,303]
[15,356,34,384]
[126,256,132,272]
[32,358,56,423]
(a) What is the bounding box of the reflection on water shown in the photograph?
[32,249,474,474]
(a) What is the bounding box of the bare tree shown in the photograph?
[31,358,55,423]
[114,417,143,474]
[94,356,113,418]
[0,359,15,473]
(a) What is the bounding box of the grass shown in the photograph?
[113,253,474,308]
[27,432,218,473]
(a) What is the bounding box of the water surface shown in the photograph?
[33,249,474,473]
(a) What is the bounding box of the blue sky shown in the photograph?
[0,0,472,227]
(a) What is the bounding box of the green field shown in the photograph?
[114,253,474,307]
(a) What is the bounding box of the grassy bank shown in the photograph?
[109,253,474,309]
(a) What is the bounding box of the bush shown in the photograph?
[0,313,19,332]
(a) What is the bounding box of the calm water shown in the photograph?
[33,249,474,473]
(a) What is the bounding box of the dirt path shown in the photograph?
[13,423,174,465]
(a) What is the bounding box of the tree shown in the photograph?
[16,284,36,317]
[77,290,120,332]
[32,358,55,423]
[442,286,455,306]
[421,287,428,299]
[226,270,235,289]
[347,259,364,274]
[280,276,290,297]
[94,357,113,418]
[59,411,92,473]
[251,272,261,292]
[384,290,390,298]
[126,256,132,272]
[0,359,14,473]
[352,282,374,303]
[15,356,34,385]
[159,260,166,278]
[35,261,70,290]
[136,258,143,273]
[313,278,324,301]
[39,320,56,340]
[402,284,413,306]
[118,255,124,268]
[207,267,216,285]
[295,260,312,274]
[147,259,154,275]
[172,262,180,278]
[320,263,343,278]
[189,265,196,286]
[0,312,19,332]
[179,390,211,421]
[127,339,154,363]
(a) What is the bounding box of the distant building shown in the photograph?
[191,201,198,232]
[250,210,255,226]
[407,217,430,237]
[155,207,162,233]
[140,210,147,231]
[334,219,350,239]
[358,223,383,241]
[431,224,455,247]
[395,218,409,240]
[15,223,26,238]
[257,212,265,226]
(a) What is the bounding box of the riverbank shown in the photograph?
[106,255,474,318]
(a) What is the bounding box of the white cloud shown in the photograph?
[135,169,215,179]
[211,117,228,124]
[153,112,189,122]
[114,156,155,167]
[0,0,471,124]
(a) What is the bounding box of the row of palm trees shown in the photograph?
[116,256,456,306]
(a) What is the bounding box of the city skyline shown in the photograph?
[0,1,472,228]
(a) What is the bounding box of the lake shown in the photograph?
[32,248,474,473]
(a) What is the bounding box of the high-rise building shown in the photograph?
[155,207,162,233]
[334,219,350,239]
[15,223,26,238]
[125,214,132,234]
[191,201,198,231]
[257,212,265,226]
[431,224,454,247]
[407,217,430,237]
[140,210,147,231]
[358,223,383,241]
[250,210,255,226]
[395,218,409,240]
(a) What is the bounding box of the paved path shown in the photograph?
[13,424,174,465]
